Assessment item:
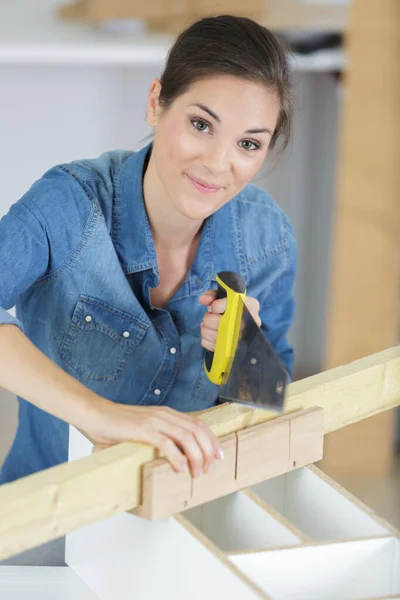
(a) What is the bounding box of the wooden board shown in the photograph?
[0,346,399,560]
[321,0,400,476]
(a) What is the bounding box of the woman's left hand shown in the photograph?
[199,290,262,352]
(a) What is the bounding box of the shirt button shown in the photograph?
[122,331,130,338]
[85,315,92,323]
[154,389,161,396]
[169,347,177,355]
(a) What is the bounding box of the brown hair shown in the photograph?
[158,15,293,152]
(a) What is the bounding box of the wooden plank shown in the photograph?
[0,442,155,562]
[287,407,324,470]
[236,419,289,488]
[0,346,399,560]
[198,346,400,437]
[321,0,400,476]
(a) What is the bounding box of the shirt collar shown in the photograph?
[112,142,215,293]
[112,142,156,277]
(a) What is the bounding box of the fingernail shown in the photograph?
[197,468,203,477]
[217,449,224,460]
[207,306,212,313]
[181,463,189,473]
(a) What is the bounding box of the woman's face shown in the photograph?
[146,75,280,222]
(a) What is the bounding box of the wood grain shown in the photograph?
[322,0,400,476]
[0,346,399,559]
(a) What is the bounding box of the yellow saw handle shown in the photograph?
[204,271,246,385]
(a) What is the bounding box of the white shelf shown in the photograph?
[0,0,345,70]
[0,566,99,599]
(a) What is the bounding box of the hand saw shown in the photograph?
[204,271,288,411]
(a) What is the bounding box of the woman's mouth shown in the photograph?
[186,174,222,194]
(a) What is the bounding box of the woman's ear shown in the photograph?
[146,79,162,127]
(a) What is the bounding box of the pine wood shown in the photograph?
[198,346,400,438]
[321,0,400,476]
[0,346,399,560]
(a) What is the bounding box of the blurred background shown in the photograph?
[0,0,399,528]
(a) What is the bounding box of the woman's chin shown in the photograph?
[175,192,227,221]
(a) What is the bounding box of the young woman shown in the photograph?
[0,15,296,484]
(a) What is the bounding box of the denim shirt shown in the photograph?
[0,143,297,483]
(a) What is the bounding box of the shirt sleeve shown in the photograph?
[0,166,91,332]
[0,195,50,332]
[258,220,297,380]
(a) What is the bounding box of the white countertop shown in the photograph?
[0,0,345,70]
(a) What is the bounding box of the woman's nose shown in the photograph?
[202,142,230,174]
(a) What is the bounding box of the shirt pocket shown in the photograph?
[59,295,149,383]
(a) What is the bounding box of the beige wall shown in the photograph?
[0,389,18,468]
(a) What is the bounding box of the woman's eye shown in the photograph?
[191,118,210,133]
[240,140,261,152]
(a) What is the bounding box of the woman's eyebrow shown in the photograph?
[189,103,272,135]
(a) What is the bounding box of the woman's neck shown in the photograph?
[142,152,203,251]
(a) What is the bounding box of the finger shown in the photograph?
[155,419,206,477]
[193,418,225,461]
[199,290,217,306]
[201,337,216,352]
[208,298,227,314]
[174,430,205,477]
[200,323,218,345]
[202,312,220,330]
[189,421,221,473]
[245,297,262,327]
[155,435,189,473]
[157,409,223,465]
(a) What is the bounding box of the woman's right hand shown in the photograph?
[88,400,224,478]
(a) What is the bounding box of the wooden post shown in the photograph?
[321,0,400,476]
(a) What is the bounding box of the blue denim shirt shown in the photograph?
[0,143,296,483]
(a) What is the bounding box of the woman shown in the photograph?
[0,15,296,484]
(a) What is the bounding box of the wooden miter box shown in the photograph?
[62,407,400,600]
